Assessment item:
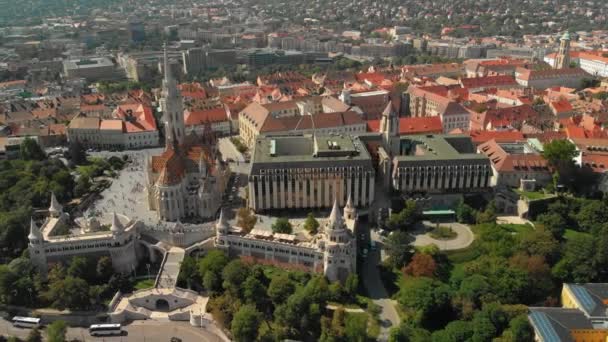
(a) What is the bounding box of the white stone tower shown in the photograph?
[28,218,47,277]
[160,45,185,146]
[322,199,357,282]
[554,31,571,69]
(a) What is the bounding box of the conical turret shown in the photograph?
[49,192,63,217]
[344,193,356,220]
[111,212,124,234]
[28,217,43,243]
[328,198,343,230]
[216,208,230,235]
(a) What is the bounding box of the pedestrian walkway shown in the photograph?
[362,247,401,342]
[156,247,185,288]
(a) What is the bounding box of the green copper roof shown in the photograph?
[561,31,571,41]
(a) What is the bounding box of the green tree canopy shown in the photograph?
[272,217,293,234]
[20,137,46,161]
[384,231,414,269]
[542,139,577,167]
[46,320,67,342]
[304,213,320,235]
[231,304,262,342]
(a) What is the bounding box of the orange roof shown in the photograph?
[565,124,587,139]
[185,107,227,126]
[478,139,550,172]
[179,83,207,99]
[114,103,157,133]
[460,75,517,89]
[469,130,525,144]
[550,99,574,113]
[100,120,124,131]
[48,124,66,135]
[582,154,608,173]
[367,116,443,135]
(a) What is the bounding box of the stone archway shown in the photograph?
[155,298,170,312]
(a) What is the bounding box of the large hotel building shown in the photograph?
[248,134,375,211]
[393,134,492,193]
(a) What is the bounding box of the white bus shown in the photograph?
[12,316,41,328]
[89,323,122,336]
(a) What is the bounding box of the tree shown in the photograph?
[231,304,262,342]
[304,213,320,235]
[476,201,497,224]
[199,250,229,279]
[68,140,87,165]
[47,276,90,310]
[542,139,577,168]
[222,260,251,294]
[344,274,359,300]
[389,322,431,342]
[272,217,293,234]
[387,200,419,231]
[26,328,42,342]
[203,270,222,293]
[46,320,67,342]
[20,137,45,161]
[398,277,452,329]
[237,208,257,233]
[320,308,346,342]
[403,253,437,278]
[519,227,560,263]
[552,234,597,282]
[502,314,534,342]
[345,313,368,342]
[178,256,199,289]
[96,256,114,281]
[576,200,608,233]
[455,200,476,224]
[242,275,268,307]
[384,231,414,269]
[267,274,295,305]
[431,320,474,342]
[67,256,94,282]
[536,212,567,239]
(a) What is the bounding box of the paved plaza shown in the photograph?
[86,149,163,228]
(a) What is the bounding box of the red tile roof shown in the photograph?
[185,107,227,126]
[114,103,157,133]
[550,99,574,114]
[469,130,525,144]
[367,116,443,135]
[478,139,550,172]
[460,75,517,89]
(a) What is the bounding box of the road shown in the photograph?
[412,221,474,251]
[0,319,224,342]
[360,223,401,342]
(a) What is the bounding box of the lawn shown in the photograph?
[515,189,553,201]
[430,226,457,240]
[564,229,592,240]
[133,279,155,290]
[499,223,534,234]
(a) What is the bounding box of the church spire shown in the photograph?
[28,217,43,243]
[160,43,185,147]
